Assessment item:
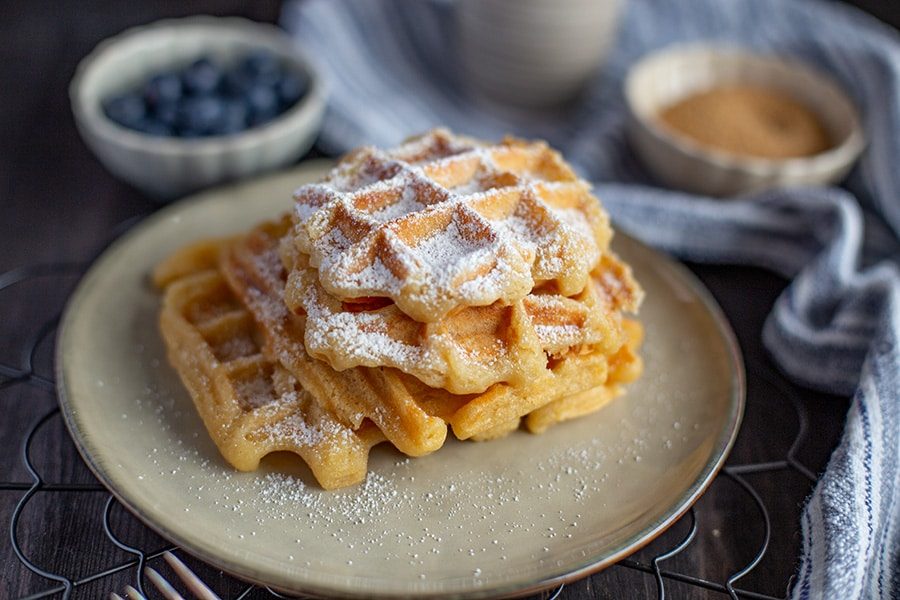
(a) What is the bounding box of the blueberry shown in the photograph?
[182,58,222,95]
[276,72,308,108]
[222,68,254,97]
[241,50,282,86]
[143,73,182,107]
[103,93,146,129]
[153,99,179,127]
[246,85,279,124]
[217,99,249,134]
[177,96,225,135]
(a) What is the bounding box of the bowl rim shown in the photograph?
[624,43,866,176]
[69,15,326,155]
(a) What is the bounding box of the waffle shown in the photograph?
[153,236,237,288]
[283,238,639,394]
[525,319,644,434]
[220,218,625,447]
[157,266,384,490]
[288,128,614,322]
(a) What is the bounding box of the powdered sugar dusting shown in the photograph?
[235,377,278,409]
[296,271,449,378]
[291,129,607,319]
[254,398,332,450]
[346,256,399,291]
[534,324,584,348]
[371,185,426,223]
[306,309,431,369]
[414,218,488,274]
[294,184,334,223]
[294,241,608,389]
[557,206,601,266]
[142,416,668,581]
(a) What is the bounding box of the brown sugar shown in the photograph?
[658,85,833,159]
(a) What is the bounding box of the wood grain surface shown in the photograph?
[2,1,892,598]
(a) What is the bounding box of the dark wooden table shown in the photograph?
[2,2,894,598]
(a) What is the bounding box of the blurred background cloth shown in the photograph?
[282,1,900,598]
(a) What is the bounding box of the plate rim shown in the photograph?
[55,162,745,599]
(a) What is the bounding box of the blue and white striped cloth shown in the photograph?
[281,0,900,597]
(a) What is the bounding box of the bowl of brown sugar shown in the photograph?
[625,45,865,196]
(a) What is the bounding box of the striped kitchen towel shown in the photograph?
[281,0,900,597]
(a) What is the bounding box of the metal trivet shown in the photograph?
[2,214,820,600]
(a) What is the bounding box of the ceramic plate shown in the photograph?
[57,162,744,598]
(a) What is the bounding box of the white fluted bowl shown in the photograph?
[70,16,325,200]
[624,45,865,196]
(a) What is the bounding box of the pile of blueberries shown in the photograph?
[103,50,309,138]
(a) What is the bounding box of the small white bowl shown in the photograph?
[624,45,865,196]
[70,16,326,199]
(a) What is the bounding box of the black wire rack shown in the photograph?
[1,214,823,600]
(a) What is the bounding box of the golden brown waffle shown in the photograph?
[283,242,639,394]
[288,128,614,322]
[153,236,238,288]
[221,218,624,446]
[525,319,644,434]
[158,265,384,490]
[220,218,447,456]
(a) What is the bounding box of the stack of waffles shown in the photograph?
[154,129,644,490]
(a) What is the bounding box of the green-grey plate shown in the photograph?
[57,161,744,598]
